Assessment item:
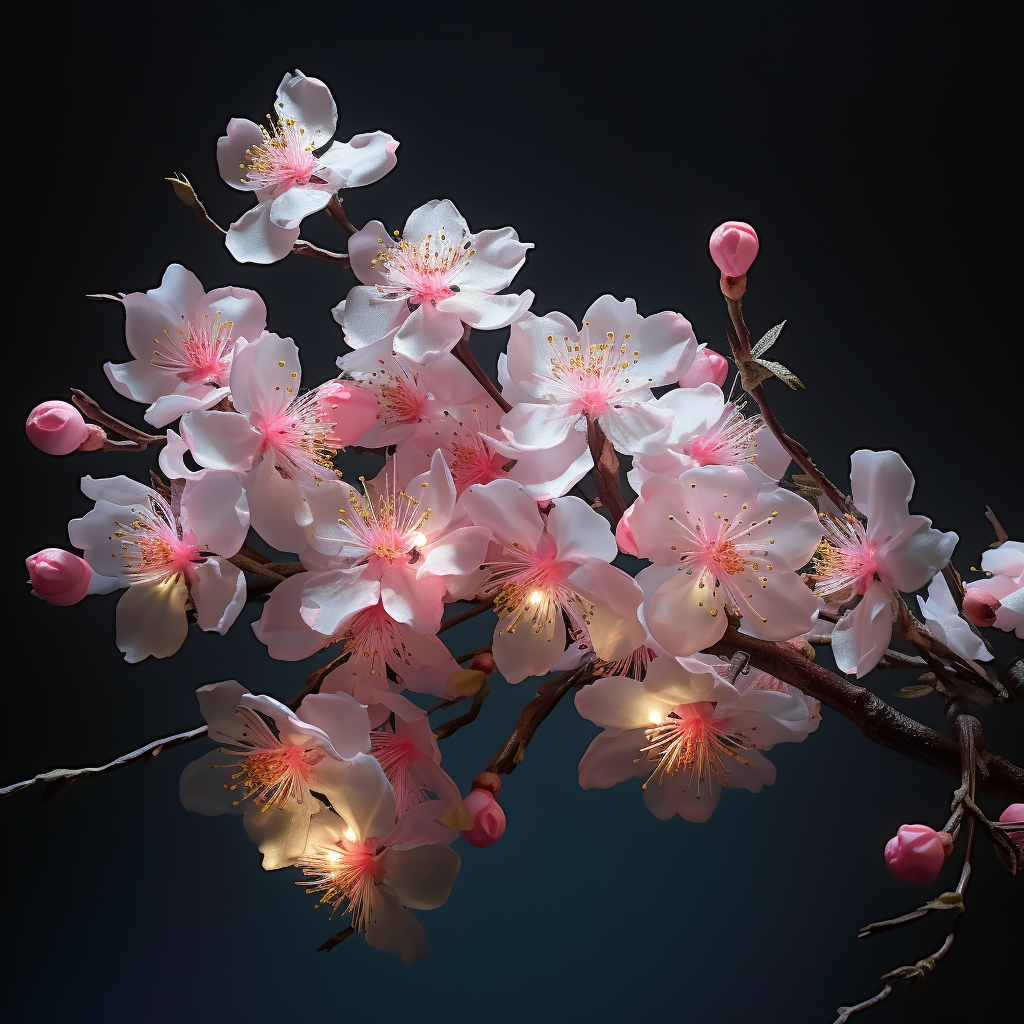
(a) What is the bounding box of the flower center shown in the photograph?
[682,405,765,467]
[811,513,878,597]
[371,729,428,814]
[299,835,386,930]
[241,117,319,194]
[254,383,346,484]
[638,702,754,794]
[110,493,202,585]
[336,474,432,563]
[449,438,507,492]
[374,230,474,306]
[149,313,234,387]
[227,744,323,810]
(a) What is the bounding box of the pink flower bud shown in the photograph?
[316,381,380,448]
[709,221,759,278]
[26,548,94,606]
[999,803,1024,824]
[26,400,90,455]
[884,823,947,884]
[460,788,506,847]
[962,587,1000,627]
[615,504,639,557]
[678,346,729,389]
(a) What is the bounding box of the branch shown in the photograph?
[586,416,627,525]
[486,666,595,775]
[433,680,490,741]
[167,175,350,266]
[438,597,494,634]
[70,389,167,452]
[316,924,355,952]
[705,627,1023,801]
[0,725,208,799]
[985,505,1009,544]
[326,196,359,235]
[454,324,511,413]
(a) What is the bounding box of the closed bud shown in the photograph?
[884,823,947,884]
[460,788,506,847]
[26,548,94,606]
[26,400,90,455]
[962,587,1000,627]
[678,346,729,389]
[709,221,759,278]
[470,651,496,675]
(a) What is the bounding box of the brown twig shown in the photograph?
[70,389,167,452]
[326,196,359,235]
[706,626,1023,801]
[437,597,495,635]
[586,417,627,525]
[485,665,596,775]
[985,506,1009,544]
[453,643,493,664]
[317,924,355,952]
[454,324,511,413]
[434,680,490,740]
[167,175,350,266]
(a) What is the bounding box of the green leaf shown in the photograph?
[751,320,787,358]
[921,892,964,911]
[755,357,805,390]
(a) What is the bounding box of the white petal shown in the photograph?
[492,610,565,684]
[457,226,532,292]
[382,844,460,910]
[546,496,618,563]
[339,287,411,349]
[364,888,430,964]
[461,478,544,552]
[144,387,230,428]
[831,583,895,677]
[228,331,301,417]
[191,558,246,634]
[315,752,397,839]
[268,185,333,228]
[195,679,250,742]
[878,516,958,593]
[180,410,260,473]
[569,561,646,661]
[436,288,534,330]
[347,220,396,285]
[575,676,661,730]
[599,401,675,456]
[294,693,371,759]
[850,450,914,542]
[403,199,469,243]
[393,304,464,363]
[275,70,337,140]
[500,402,581,449]
[225,203,301,264]
[645,569,728,656]
[318,131,399,188]
[180,472,249,554]
[115,579,189,663]
[578,728,648,789]
[216,118,265,190]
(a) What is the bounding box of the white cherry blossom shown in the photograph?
[335,199,534,362]
[217,70,398,264]
[965,540,1024,639]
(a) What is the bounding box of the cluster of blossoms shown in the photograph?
[23,70,1022,965]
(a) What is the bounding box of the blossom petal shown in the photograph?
[436,288,534,330]
[546,496,618,563]
[742,486,823,568]
[631,309,697,385]
[253,572,334,661]
[301,567,383,636]
[144,387,231,428]
[575,676,661,730]
[315,752,397,839]
[506,430,593,501]
[318,131,399,188]
[500,402,581,449]
[382,844,460,910]
[417,526,492,579]
[568,561,645,661]
[850,449,914,542]
[217,118,266,190]
[338,287,409,349]
[191,558,246,634]
[462,478,545,552]
[115,579,189,663]
[642,770,723,822]
[242,804,315,869]
[276,70,337,140]
[456,227,533,292]
[599,401,675,457]
[347,220,395,285]
[365,888,430,964]
[104,357,174,404]
[492,610,565,684]
[878,516,958,593]
[225,203,301,265]
[200,286,267,345]
[228,331,301,417]
[180,410,260,473]
[730,567,819,642]
[179,750,245,815]
[268,185,333,228]
[294,693,371,759]
[578,728,647,789]
[505,311,581,395]
[180,472,249,554]
[195,679,250,742]
[831,582,895,677]
[645,569,728,656]
[146,263,207,314]
[403,199,469,243]
[381,566,447,632]
[393,304,464,363]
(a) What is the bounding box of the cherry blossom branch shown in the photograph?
[485,665,596,775]
[70,389,167,452]
[985,505,1009,544]
[433,680,490,741]
[453,643,492,664]
[166,175,350,266]
[705,627,1023,801]
[835,716,981,1023]
[585,417,627,525]
[0,725,209,799]
[228,553,305,580]
[326,196,359,235]
[317,924,355,953]
[454,324,511,413]
[437,597,495,634]
[722,310,849,514]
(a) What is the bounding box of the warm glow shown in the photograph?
[648,710,663,725]
[529,589,545,604]
[344,826,357,842]
[410,531,428,548]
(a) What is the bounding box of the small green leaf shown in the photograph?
[895,684,935,699]
[921,892,964,911]
[751,320,787,358]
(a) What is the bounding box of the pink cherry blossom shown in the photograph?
[460,479,645,683]
[628,383,792,493]
[811,450,958,676]
[883,824,947,885]
[628,465,822,656]
[292,801,461,963]
[67,473,249,662]
[335,200,534,362]
[576,655,809,822]
[217,70,398,264]
[496,296,697,494]
[965,540,1023,638]
[104,264,267,427]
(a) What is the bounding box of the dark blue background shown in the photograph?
[5,7,1020,1022]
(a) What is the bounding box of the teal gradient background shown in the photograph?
[4,8,1020,1022]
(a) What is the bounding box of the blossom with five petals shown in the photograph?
[628,465,822,656]
[810,450,958,676]
[334,199,534,363]
[460,479,645,683]
[104,264,266,427]
[68,474,249,662]
[217,70,398,264]
[576,655,810,822]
